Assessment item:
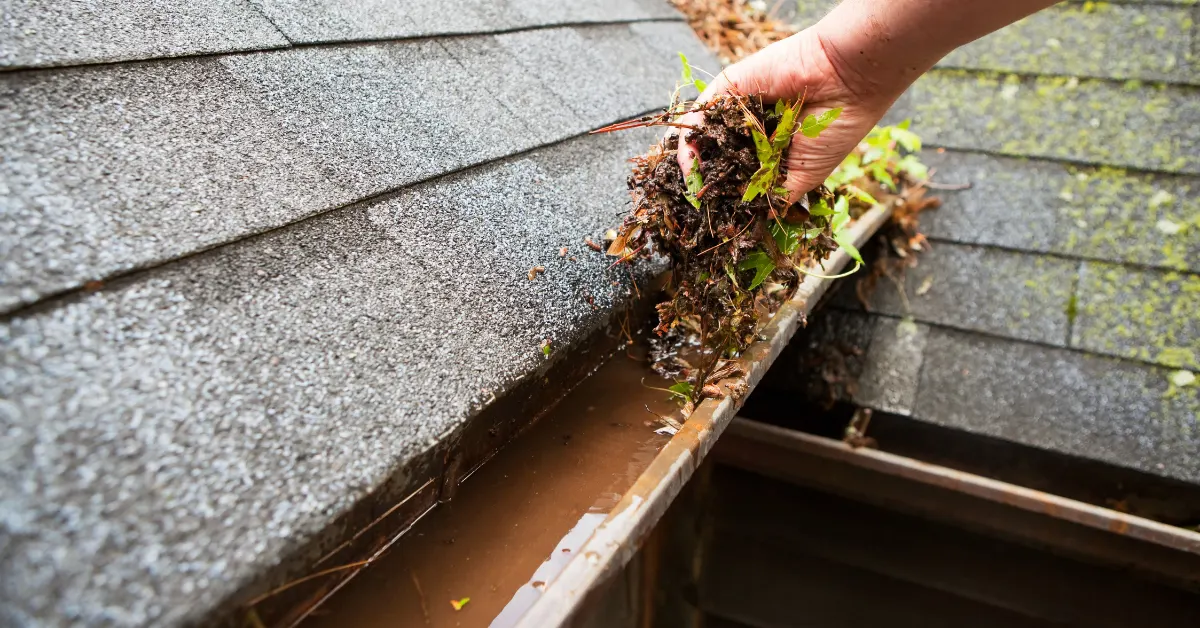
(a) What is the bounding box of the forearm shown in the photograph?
[815,0,1057,99]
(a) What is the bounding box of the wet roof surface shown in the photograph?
[772,0,1200,484]
[0,2,716,625]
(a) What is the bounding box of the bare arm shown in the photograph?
[679,0,1058,198]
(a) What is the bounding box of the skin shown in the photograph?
[678,0,1059,200]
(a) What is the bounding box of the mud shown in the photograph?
[301,345,681,627]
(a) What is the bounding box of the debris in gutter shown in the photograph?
[595,53,933,408]
[449,597,470,611]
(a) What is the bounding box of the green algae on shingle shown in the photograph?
[1072,262,1200,369]
[1056,165,1200,271]
[942,2,1197,84]
[889,69,1200,174]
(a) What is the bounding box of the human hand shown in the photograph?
[676,26,900,202]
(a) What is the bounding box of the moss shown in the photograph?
[1073,263,1200,369]
[1055,166,1199,271]
[936,1,1193,82]
[901,70,1199,174]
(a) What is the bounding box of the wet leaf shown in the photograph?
[450,598,471,611]
[800,107,842,138]
[750,125,772,163]
[737,251,776,289]
[684,158,704,209]
[668,380,694,400]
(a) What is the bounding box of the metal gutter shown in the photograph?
[721,418,1200,557]
[516,204,896,627]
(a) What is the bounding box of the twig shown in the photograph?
[411,571,431,625]
[923,181,972,191]
[244,559,374,607]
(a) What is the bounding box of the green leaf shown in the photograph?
[842,184,878,206]
[809,198,833,216]
[684,158,704,209]
[741,159,778,203]
[737,251,776,290]
[770,221,801,255]
[724,262,739,287]
[830,196,851,232]
[677,53,707,93]
[890,126,922,152]
[668,380,694,400]
[833,231,864,265]
[750,125,772,164]
[897,154,928,180]
[861,145,885,166]
[774,100,786,117]
[800,107,842,138]
[771,101,802,153]
[870,162,896,190]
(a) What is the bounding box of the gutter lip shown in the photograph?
[722,417,1200,557]
[516,204,896,628]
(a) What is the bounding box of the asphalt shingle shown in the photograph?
[855,317,929,416]
[0,127,663,627]
[790,1,1197,84]
[0,23,714,315]
[0,0,289,69]
[1071,262,1200,370]
[921,150,1200,273]
[248,0,681,44]
[887,69,1200,174]
[914,327,1200,484]
[0,57,351,315]
[840,242,1078,346]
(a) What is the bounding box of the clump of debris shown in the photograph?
[598,57,935,409]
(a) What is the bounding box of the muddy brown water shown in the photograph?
[302,345,680,627]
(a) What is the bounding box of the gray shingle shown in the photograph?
[0,23,714,315]
[0,127,661,627]
[0,0,289,69]
[843,243,1077,346]
[248,0,681,44]
[1071,262,1200,370]
[0,57,352,315]
[887,69,1200,174]
[913,327,1200,484]
[943,2,1198,85]
[855,317,929,416]
[921,150,1200,273]
[788,1,1198,84]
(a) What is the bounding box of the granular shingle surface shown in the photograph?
[0,0,289,69]
[249,0,680,43]
[0,127,664,627]
[0,23,705,315]
[0,2,723,625]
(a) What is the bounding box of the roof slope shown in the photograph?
[0,2,716,625]
[769,0,1200,483]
